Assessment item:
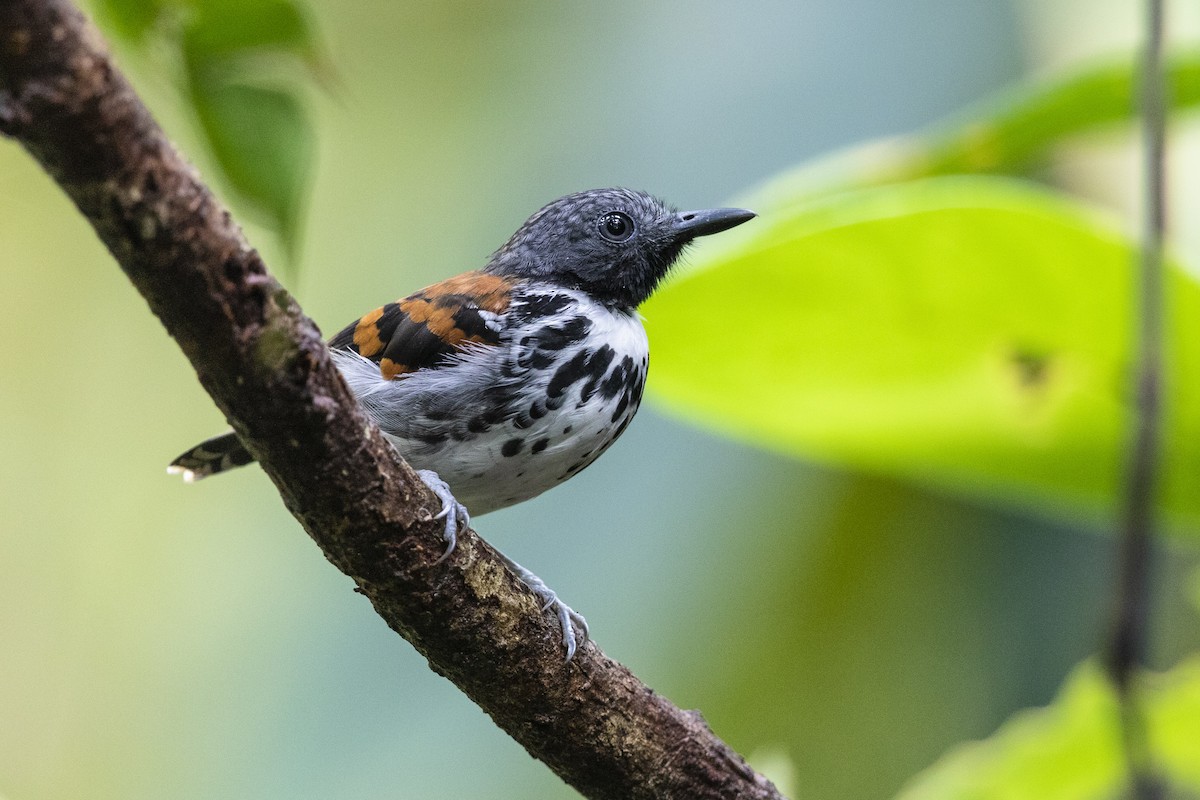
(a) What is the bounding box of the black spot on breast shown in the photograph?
[528,401,547,420]
[526,351,556,369]
[578,347,616,405]
[607,361,646,423]
[547,350,591,398]
[612,415,632,439]
[531,437,550,454]
[548,345,617,402]
[599,355,635,400]
[501,438,523,457]
[468,403,508,434]
[588,346,616,372]
[517,293,573,319]
[531,315,592,350]
[610,393,630,423]
[562,425,573,435]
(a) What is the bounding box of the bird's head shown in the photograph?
[487,188,755,310]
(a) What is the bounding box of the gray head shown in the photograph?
[485,188,755,310]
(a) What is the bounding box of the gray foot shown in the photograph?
[499,553,589,662]
[416,469,469,563]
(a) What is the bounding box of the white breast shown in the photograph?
[331,288,649,515]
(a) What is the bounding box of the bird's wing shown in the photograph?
[328,271,517,379]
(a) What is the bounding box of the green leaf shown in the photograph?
[894,658,1200,800]
[191,81,313,244]
[748,51,1200,214]
[177,0,323,252]
[95,0,323,251]
[181,0,319,67]
[644,176,1200,526]
[918,51,1200,172]
[92,0,165,43]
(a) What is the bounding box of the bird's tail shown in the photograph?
[167,432,255,482]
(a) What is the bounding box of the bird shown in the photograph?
[169,188,755,659]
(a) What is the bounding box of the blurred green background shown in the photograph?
[3,1,1200,799]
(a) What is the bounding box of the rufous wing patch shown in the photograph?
[351,305,387,357]
[379,357,412,379]
[327,271,518,381]
[435,272,514,313]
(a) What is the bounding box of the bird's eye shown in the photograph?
[598,211,635,242]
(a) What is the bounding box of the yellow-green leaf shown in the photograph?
[895,659,1200,800]
[645,176,1200,527]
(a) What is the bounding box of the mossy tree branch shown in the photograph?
[0,1,782,797]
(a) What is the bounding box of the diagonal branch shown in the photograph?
[0,1,782,798]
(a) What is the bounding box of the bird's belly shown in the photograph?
[391,345,646,514]
[391,388,641,515]
[339,295,651,516]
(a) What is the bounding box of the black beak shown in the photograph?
[672,207,756,240]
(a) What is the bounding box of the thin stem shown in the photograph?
[1107,0,1167,798]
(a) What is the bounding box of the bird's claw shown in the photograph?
[502,554,589,662]
[413,472,585,660]
[416,470,469,563]
[548,597,590,662]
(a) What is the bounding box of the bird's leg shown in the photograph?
[415,469,469,563]
[415,469,586,661]
[497,552,589,662]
